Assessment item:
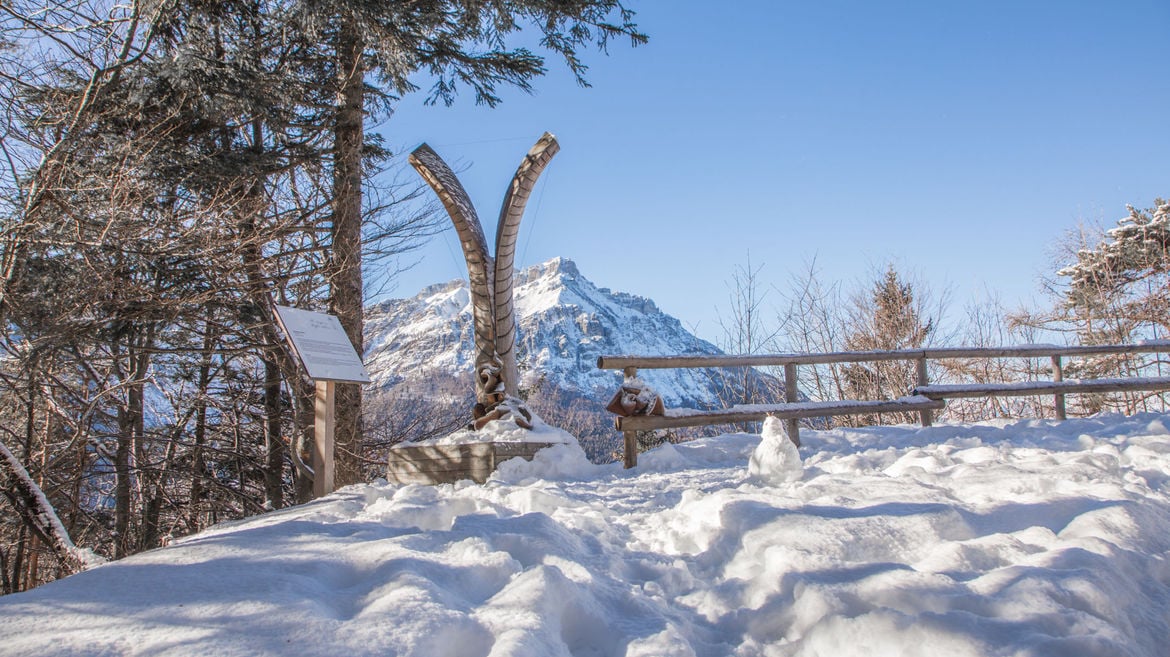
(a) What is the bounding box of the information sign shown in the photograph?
[273,305,371,384]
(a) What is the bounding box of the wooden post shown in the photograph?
[623,431,638,469]
[623,366,638,468]
[313,380,336,497]
[784,363,800,447]
[1051,355,1066,420]
[916,357,933,427]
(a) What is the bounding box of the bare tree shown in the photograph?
[714,254,784,412]
[937,292,1054,422]
[774,259,851,407]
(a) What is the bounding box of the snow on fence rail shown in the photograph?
[598,341,1170,468]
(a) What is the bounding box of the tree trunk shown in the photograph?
[129,344,151,550]
[1,544,11,593]
[292,377,316,504]
[114,405,133,559]
[141,419,181,551]
[0,439,88,577]
[330,13,365,489]
[263,353,284,509]
[188,318,215,533]
[11,525,26,593]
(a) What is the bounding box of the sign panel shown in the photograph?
[273,305,371,384]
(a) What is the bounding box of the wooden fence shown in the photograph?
[598,341,1170,468]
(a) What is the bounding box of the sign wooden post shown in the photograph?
[273,305,370,498]
[313,380,336,497]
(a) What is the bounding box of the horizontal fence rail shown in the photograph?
[599,341,1170,468]
[914,377,1170,400]
[597,341,1170,371]
[613,397,946,432]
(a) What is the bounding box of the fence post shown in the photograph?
[1051,355,1066,420]
[623,432,637,469]
[623,366,638,469]
[784,363,801,447]
[916,356,933,427]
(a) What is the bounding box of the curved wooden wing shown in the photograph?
[493,133,560,397]
[409,144,500,403]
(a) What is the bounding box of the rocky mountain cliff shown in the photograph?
[364,257,735,409]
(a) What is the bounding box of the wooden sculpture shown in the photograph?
[409,132,560,430]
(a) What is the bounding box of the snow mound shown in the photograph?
[4,413,1170,657]
[490,442,595,484]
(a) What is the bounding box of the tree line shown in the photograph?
[0,0,644,593]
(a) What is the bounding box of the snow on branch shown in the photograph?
[0,439,104,575]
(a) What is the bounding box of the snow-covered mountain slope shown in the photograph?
[5,414,1170,656]
[365,257,738,408]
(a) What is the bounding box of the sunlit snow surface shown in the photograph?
[4,414,1170,656]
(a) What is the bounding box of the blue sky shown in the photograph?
[376,0,1170,344]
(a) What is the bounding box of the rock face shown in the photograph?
[364,257,740,409]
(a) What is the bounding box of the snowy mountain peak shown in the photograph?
[364,256,725,407]
[516,255,580,282]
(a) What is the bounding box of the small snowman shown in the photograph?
[748,415,803,485]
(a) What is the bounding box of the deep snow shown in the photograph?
[3,413,1170,657]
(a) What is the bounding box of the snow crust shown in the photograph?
[4,413,1170,656]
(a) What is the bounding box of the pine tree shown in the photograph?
[1051,200,1170,411]
[1058,200,1170,342]
[842,265,934,425]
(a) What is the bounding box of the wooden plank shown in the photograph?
[312,380,335,498]
[491,443,552,458]
[615,397,946,432]
[926,344,1170,359]
[391,444,486,460]
[597,341,1170,371]
[386,442,558,485]
[386,442,549,461]
[599,350,926,370]
[913,377,1170,400]
[387,459,492,472]
[388,470,467,485]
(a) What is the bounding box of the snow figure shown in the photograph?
[748,415,802,485]
[409,133,559,430]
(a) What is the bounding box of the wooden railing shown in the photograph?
[599,341,1170,468]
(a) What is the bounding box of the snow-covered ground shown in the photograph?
[3,413,1170,657]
